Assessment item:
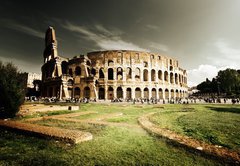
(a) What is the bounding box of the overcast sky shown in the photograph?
[0,0,240,86]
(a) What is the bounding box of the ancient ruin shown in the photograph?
[41,27,188,100]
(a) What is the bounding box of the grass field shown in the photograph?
[149,104,240,152]
[0,103,239,165]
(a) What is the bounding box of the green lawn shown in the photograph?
[149,104,240,152]
[0,103,238,165]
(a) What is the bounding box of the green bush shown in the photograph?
[0,61,25,118]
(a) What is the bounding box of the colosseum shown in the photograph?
[41,27,188,101]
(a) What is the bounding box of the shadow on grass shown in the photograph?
[206,106,240,114]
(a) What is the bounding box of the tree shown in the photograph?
[217,68,240,94]
[0,61,25,118]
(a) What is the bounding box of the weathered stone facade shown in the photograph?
[41,27,188,100]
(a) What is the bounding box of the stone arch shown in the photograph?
[98,87,105,100]
[144,61,148,67]
[126,67,132,80]
[108,87,114,100]
[175,73,178,84]
[144,87,149,99]
[158,88,163,99]
[75,66,81,76]
[151,54,154,59]
[158,70,162,80]
[135,87,141,99]
[68,68,73,77]
[108,60,114,66]
[84,86,90,99]
[176,89,179,98]
[91,68,96,76]
[74,87,80,98]
[165,89,169,99]
[171,89,174,99]
[108,68,114,80]
[117,67,123,80]
[170,73,174,84]
[67,79,73,86]
[143,69,148,81]
[151,69,156,81]
[86,61,91,66]
[117,87,123,98]
[99,68,104,78]
[164,71,168,82]
[135,68,141,80]
[152,88,157,99]
[68,87,72,98]
[126,88,132,99]
[61,61,68,75]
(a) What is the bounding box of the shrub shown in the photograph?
[0,61,25,118]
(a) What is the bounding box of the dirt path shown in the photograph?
[138,112,240,164]
[0,120,92,144]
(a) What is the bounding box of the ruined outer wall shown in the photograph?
[83,50,188,100]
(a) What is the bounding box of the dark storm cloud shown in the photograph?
[1,0,240,85]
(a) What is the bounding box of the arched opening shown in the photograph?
[126,88,131,99]
[108,68,114,80]
[126,67,132,80]
[151,69,156,81]
[108,87,114,100]
[69,68,73,77]
[179,74,181,83]
[176,89,179,98]
[170,73,174,84]
[158,88,163,99]
[117,87,123,98]
[144,61,148,67]
[68,88,72,98]
[117,67,123,80]
[67,79,73,86]
[165,89,169,99]
[152,88,156,99]
[74,87,80,98]
[108,60,114,66]
[75,66,81,76]
[164,71,168,82]
[86,61,91,66]
[170,59,172,65]
[84,86,90,99]
[135,88,141,99]
[144,88,149,99]
[175,73,178,84]
[151,54,154,59]
[91,68,96,76]
[135,68,140,80]
[61,61,68,75]
[98,87,105,100]
[143,69,148,81]
[99,68,104,78]
[171,89,174,99]
[158,70,162,80]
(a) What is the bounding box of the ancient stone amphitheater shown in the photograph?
[41,27,188,100]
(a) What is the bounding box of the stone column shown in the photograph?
[113,87,117,99]
[131,87,135,99]
[104,85,108,100]
[123,87,126,100]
